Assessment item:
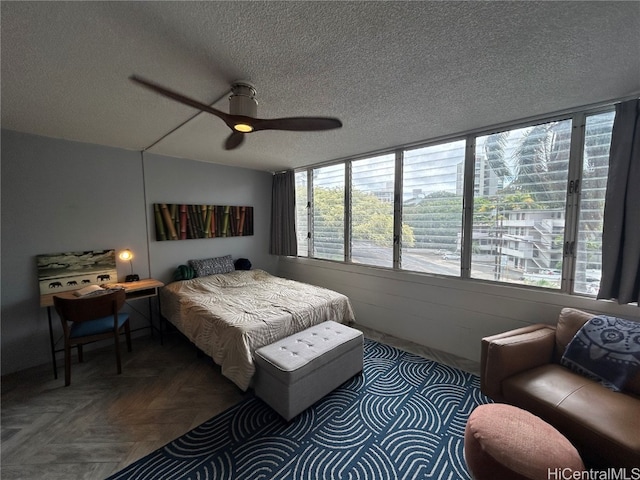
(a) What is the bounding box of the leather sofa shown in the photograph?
[481,308,640,468]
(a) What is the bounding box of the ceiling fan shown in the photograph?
[130,75,342,150]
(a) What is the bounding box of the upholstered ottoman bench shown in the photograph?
[253,321,363,421]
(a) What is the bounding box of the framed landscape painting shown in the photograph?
[36,249,117,295]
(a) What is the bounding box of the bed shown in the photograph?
[160,269,356,391]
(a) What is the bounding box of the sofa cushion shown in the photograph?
[554,308,640,396]
[558,380,640,467]
[554,308,594,363]
[502,364,593,416]
[503,364,640,468]
[627,370,640,395]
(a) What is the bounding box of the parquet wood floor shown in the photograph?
[1,327,478,480]
[1,333,249,479]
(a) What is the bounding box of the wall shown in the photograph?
[5,130,637,378]
[142,153,276,282]
[0,130,275,375]
[278,257,640,363]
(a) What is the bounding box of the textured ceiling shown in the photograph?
[2,1,639,172]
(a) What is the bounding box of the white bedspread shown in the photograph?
[160,269,355,390]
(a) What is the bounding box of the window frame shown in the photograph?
[310,163,347,262]
[468,116,575,290]
[350,153,397,269]
[294,103,617,297]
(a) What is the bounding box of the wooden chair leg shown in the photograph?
[64,343,71,387]
[114,330,122,374]
[77,344,84,363]
[125,320,132,353]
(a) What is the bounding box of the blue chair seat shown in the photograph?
[54,289,131,386]
[70,313,129,338]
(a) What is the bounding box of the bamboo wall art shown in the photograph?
[153,204,254,241]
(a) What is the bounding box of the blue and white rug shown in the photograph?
[108,339,492,480]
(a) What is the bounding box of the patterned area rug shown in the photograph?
[108,339,492,480]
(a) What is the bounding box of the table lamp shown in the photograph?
[119,249,139,282]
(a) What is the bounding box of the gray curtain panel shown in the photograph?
[597,99,640,305]
[270,170,298,256]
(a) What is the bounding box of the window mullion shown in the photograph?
[563,113,586,293]
[461,136,475,278]
[308,169,314,257]
[345,161,352,263]
[393,149,403,269]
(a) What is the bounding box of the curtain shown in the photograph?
[270,170,298,256]
[597,99,640,305]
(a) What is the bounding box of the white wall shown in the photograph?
[1,130,275,375]
[4,129,637,377]
[278,257,640,363]
[142,153,276,283]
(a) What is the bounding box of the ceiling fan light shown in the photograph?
[234,123,254,133]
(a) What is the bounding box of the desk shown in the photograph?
[41,278,164,379]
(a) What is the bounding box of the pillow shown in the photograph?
[234,258,252,270]
[172,264,196,282]
[561,315,640,392]
[188,255,235,277]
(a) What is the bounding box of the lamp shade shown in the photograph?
[119,249,133,261]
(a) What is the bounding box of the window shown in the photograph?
[402,140,466,275]
[294,105,616,298]
[470,120,572,288]
[312,164,345,261]
[295,171,308,256]
[574,111,615,295]
[351,154,395,268]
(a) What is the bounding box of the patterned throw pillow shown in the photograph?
[188,255,235,277]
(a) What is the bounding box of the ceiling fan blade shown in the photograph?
[224,131,245,150]
[131,75,342,149]
[252,117,342,132]
[130,75,233,126]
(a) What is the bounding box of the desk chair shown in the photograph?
[53,289,131,386]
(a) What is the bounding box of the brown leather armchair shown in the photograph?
[481,308,640,468]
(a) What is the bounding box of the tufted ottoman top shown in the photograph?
[254,321,363,384]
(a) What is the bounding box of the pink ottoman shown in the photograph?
[464,404,584,480]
